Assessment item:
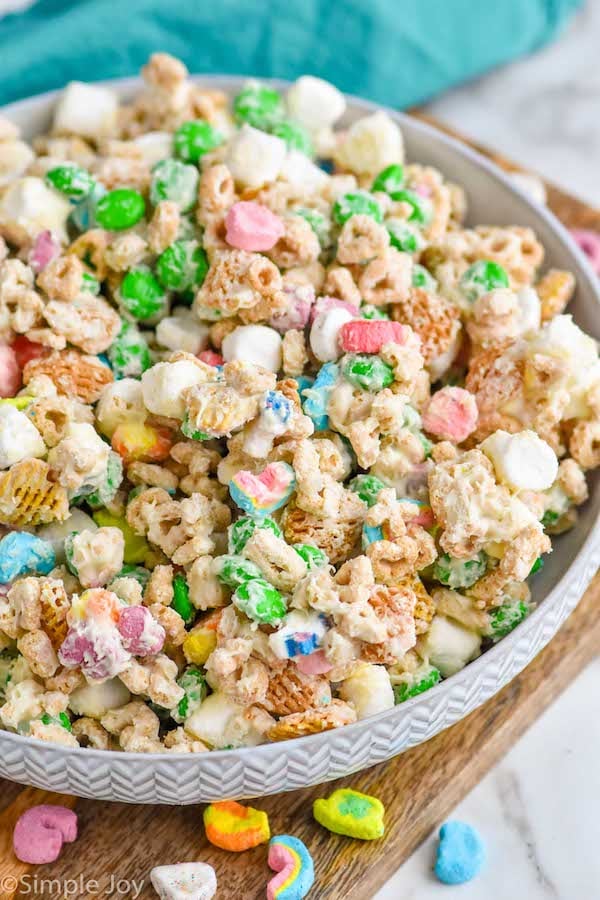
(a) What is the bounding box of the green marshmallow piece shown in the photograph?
[228,516,282,554]
[372,163,405,196]
[332,191,383,226]
[530,556,544,575]
[313,788,385,840]
[348,474,386,507]
[293,543,328,570]
[46,164,95,199]
[40,712,72,732]
[233,578,286,625]
[171,572,195,624]
[271,120,314,156]
[432,552,487,590]
[488,599,530,641]
[173,120,223,163]
[215,555,264,588]
[233,83,285,129]
[120,268,166,321]
[108,319,152,378]
[412,263,438,291]
[342,354,394,392]
[386,218,424,254]
[294,207,331,247]
[180,412,212,442]
[394,666,441,703]
[113,565,150,588]
[460,259,510,302]
[391,189,431,225]
[360,303,389,320]
[150,159,199,213]
[95,188,146,230]
[173,666,207,723]
[156,240,209,292]
[83,451,123,509]
[81,272,100,295]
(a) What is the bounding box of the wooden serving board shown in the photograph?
[0,121,599,900]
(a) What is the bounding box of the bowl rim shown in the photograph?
[2,74,600,765]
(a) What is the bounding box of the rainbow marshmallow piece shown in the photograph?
[229,461,295,518]
[267,835,315,900]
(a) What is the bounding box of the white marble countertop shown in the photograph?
[378,5,600,898]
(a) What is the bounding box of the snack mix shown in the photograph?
[0,53,595,754]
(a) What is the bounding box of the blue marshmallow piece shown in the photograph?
[301,362,338,432]
[0,532,56,583]
[434,820,485,885]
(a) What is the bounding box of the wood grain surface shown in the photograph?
[0,120,598,900]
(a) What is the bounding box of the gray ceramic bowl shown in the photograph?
[1,77,599,804]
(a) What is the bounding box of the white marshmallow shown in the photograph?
[53,81,119,139]
[155,310,210,355]
[141,359,208,419]
[279,150,329,193]
[286,75,346,130]
[0,177,71,244]
[481,429,558,492]
[0,405,45,469]
[309,307,354,362]
[222,324,282,372]
[151,863,217,900]
[95,378,145,438]
[333,111,404,176]
[339,663,395,719]
[133,131,173,166]
[423,615,482,677]
[516,287,541,335]
[69,677,130,719]
[0,140,35,189]
[185,692,260,748]
[225,125,287,189]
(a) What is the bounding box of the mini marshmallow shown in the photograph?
[141,359,207,418]
[333,111,404,176]
[286,76,346,130]
[310,307,355,362]
[156,311,210,355]
[0,405,46,469]
[516,287,541,335]
[185,692,258,749]
[53,81,119,139]
[133,131,173,166]
[0,140,35,189]
[69,677,130,719]
[95,378,146,438]
[222,324,282,372]
[0,177,71,244]
[339,663,395,719]
[481,429,558,492]
[423,616,482,678]
[225,125,287,189]
[279,151,329,193]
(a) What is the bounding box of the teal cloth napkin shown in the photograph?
[0,0,584,108]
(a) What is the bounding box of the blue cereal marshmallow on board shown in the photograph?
[0,532,56,583]
[301,362,338,431]
[434,820,485,885]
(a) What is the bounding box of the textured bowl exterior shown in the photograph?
[1,77,599,805]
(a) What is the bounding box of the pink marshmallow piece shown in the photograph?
[13,805,78,864]
[296,650,332,676]
[570,228,600,276]
[0,345,21,398]
[118,604,165,656]
[422,386,478,444]
[309,296,358,325]
[339,319,410,354]
[225,201,285,252]
[197,350,224,367]
[29,230,61,274]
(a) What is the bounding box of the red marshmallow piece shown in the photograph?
[0,345,21,397]
[13,804,78,864]
[422,386,478,444]
[225,201,285,252]
[339,319,410,354]
[198,349,224,367]
[11,335,47,370]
